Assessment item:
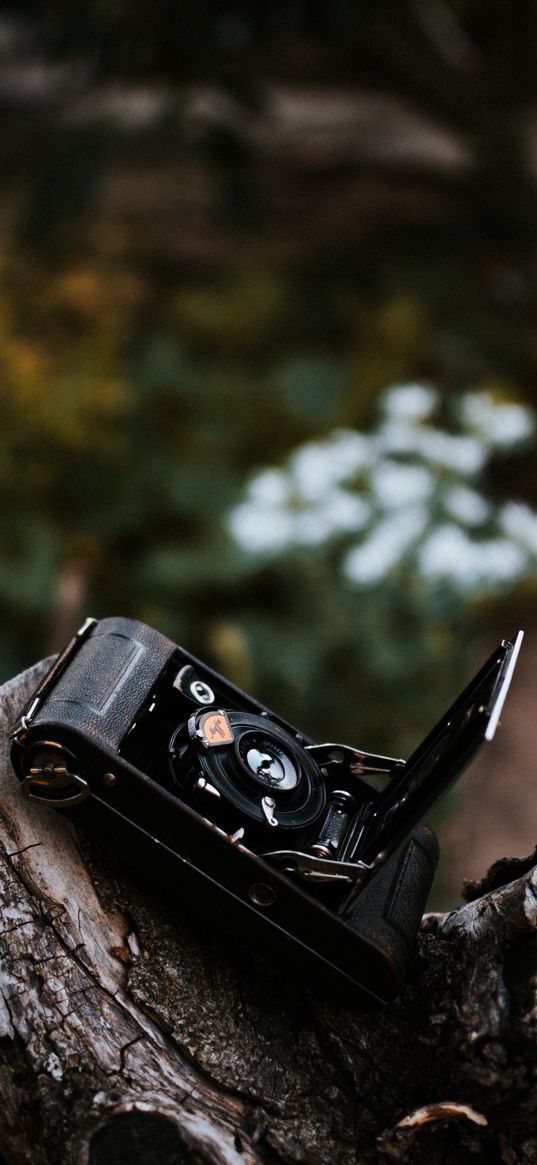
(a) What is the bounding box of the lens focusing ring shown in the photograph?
[171,710,325,830]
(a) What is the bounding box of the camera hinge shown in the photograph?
[306,742,404,778]
[263,848,374,886]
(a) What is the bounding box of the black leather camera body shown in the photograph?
[11,617,522,1006]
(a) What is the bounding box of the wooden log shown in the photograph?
[0,660,536,1165]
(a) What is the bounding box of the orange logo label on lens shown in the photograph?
[199,710,234,747]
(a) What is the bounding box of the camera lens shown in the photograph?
[239,733,299,791]
[173,709,325,830]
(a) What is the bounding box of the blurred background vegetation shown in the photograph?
[2,0,537,897]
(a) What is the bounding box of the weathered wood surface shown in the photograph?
[1,660,536,1165]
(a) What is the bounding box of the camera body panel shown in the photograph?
[12,615,519,1004]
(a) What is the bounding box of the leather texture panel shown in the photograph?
[30,617,176,751]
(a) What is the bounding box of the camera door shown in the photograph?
[354,630,523,869]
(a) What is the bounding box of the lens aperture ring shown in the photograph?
[172,710,325,830]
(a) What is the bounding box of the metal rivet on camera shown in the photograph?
[248,882,277,908]
[102,772,117,788]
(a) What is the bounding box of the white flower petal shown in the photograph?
[462,392,535,448]
[372,460,434,509]
[376,419,424,456]
[227,504,295,554]
[320,489,371,532]
[382,383,438,421]
[419,525,527,590]
[248,469,289,506]
[290,430,372,500]
[343,508,428,584]
[418,431,486,474]
[444,485,490,527]
[500,501,537,553]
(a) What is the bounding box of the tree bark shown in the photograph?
[0,660,536,1165]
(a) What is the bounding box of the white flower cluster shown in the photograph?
[227,384,537,595]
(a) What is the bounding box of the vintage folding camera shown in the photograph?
[11,617,522,1006]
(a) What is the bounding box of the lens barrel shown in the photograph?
[170,710,326,833]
